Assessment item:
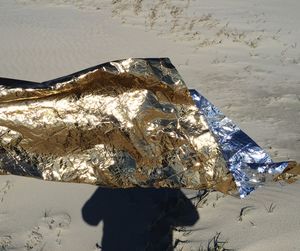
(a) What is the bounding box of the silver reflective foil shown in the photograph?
[190,90,299,197]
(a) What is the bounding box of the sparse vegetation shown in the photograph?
[264,203,276,213]
[206,232,233,251]
[195,232,234,251]
[190,189,210,208]
[174,226,193,237]
[238,206,255,221]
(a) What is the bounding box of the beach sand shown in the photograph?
[0,0,299,250]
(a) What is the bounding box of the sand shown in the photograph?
[0,0,299,250]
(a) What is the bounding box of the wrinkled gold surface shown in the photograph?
[0,58,235,193]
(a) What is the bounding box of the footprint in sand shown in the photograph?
[0,235,12,250]
[23,212,71,250]
[25,227,44,251]
[0,180,12,203]
[43,212,71,230]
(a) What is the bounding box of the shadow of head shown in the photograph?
[82,187,199,251]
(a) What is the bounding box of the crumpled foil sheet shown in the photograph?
[0,58,235,194]
[0,58,298,197]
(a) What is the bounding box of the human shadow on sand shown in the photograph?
[82,187,199,251]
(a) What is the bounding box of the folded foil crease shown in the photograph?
[0,58,235,193]
[0,58,298,197]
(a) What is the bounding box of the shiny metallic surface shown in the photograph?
[0,58,235,193]
[191,90,298,197]
[0,58,298,197]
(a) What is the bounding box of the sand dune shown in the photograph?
[0,0,299,250]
